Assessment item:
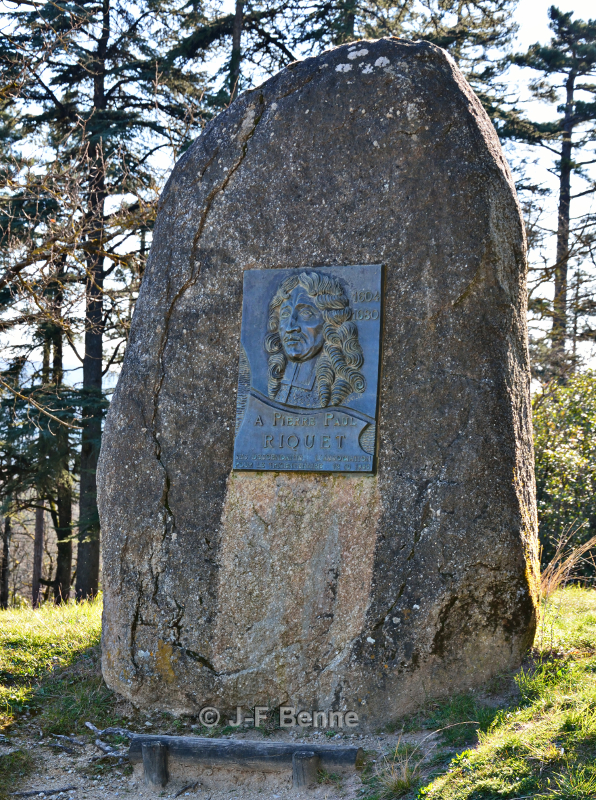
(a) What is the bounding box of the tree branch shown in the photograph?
[0,377,82,429]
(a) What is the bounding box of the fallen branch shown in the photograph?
[100,726,137,738]
[174,783,199,797]
[89,753,128,765]
[84,721,100,734]
[94,738,119,755]
[44,742,76,755]
[13,787,77,798]
[85,721,136,738]
[52,734,85,747]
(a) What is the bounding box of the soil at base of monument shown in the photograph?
[0,596,526,800]
[5,590,596,799]
[2,677,520,800]
[0,597,527,800]
[0,722,476,800]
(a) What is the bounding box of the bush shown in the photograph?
[533,371,596,567]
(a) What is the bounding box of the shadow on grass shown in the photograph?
[29,644,121,734]
[0,598,125,797]
[0,750,34,800]
[387,690,506,749]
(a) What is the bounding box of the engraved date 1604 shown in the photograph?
[352,290,380,302]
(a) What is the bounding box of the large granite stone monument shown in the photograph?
[98,37,539,726]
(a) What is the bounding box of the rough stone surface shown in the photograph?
[98,37,539,726]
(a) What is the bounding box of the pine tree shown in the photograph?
[293,0,519,110]
[0,306,81,604]
[512,7,596,377]
[0,0,207,597]
[295,0,364,48]
[167,0,296,107]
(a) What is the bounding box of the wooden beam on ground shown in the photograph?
[142,740,168,786]
[292,750,320,788]
[129,735,364,775]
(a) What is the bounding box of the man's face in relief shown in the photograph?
[279,287,325,362]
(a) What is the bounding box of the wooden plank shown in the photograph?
[292,751,320,788]
[129,735,363,774]
[142,741,168,786]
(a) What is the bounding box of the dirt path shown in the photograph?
[5,727,439,799]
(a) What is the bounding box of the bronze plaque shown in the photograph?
[233,265,382,473]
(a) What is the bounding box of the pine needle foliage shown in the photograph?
[0,0,210,597]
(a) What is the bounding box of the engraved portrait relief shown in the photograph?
[264,271,366,409]
[233,264,381,472]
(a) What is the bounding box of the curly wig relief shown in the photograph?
[264,271,366,407]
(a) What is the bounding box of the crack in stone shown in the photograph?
[130,589,142,673]
[421,263,484,324]
[367,581,407,639]
[251,505,269,529]
[136,94,268,670]
[169,598,184,646]
[151,91,267,499]
[392,126,425,137]
[197,147,220,183]
[275,71,316,101]
[178,646,217,673]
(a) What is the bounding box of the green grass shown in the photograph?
[0,596,124,797]
[420,694,499,748]
[0,595,107,731]
[411,586,596,800]
[2,586,596,800]
[0,750,34,800]
[535,584,596,655]
[0,596,102,712]
[318,769,343,788]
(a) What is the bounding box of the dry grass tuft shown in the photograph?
[540,523,596,599]
[376,765,420,798]
[375,740,423,799]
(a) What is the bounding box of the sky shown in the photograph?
[512,0,595,120]
[515,0,593,49]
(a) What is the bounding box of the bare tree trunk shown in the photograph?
[52,260,72,603]
[0,514,10,609]
[32,505,44,608]
[552,71,576,375]
[55,480,72,603]
[76,163,104,600]
[571,270,580,370]
[229,0,244,101]
[76,0,109,600]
